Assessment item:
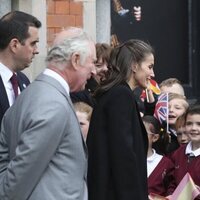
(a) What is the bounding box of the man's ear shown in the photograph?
[9,38,20,53]
[71,52,80,70]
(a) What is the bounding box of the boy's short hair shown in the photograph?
[168,93,189,110]
[73,102,93,121]
[186,104,200,117]
[160,78,181,88]
[159,78,185,96]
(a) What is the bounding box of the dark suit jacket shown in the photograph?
[87,83,148,200]
[0,71,30,126]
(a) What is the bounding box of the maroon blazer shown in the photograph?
[170,144,200,187]
[87,83,148,200]
[148,156,176,196]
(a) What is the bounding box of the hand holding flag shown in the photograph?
[140,79,161,102]
[149,79,161,95]
[170,173,200,200]
[149,173,200,200]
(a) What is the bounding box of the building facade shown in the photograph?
[0,0,199,100]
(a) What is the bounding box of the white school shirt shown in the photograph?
[147,149,163,177]
[185,141,200,157]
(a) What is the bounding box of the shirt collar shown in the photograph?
[0,62,13,83]
[43,68,70,95]
[185,141,200,157]
[147,149,158,162]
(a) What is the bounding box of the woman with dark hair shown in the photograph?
[87,39,155,200]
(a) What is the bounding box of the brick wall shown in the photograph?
[47,0,83,46]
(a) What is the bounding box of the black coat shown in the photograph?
[87,83,148,200]
[70,77,98,107]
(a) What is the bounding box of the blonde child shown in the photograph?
[165,93,189,154]
[74,102,93,141]
[159,78,185,96]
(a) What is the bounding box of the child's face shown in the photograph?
[95,57,108,83]
[185,114,200,145]
[168,99,187,126]
[76,111,90,141]
[176,126,190,144]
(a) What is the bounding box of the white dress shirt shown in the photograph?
[43,68,70,95]
[0,62,17,106]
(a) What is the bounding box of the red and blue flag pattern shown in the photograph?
[154,93,169,131]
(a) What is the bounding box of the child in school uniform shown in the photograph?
[165,93,189,155]
[175,113,190,145]
[143,115,176,197]
[170,104,200,188]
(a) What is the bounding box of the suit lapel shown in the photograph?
[0,76,10,113]
[0,73,28,113]
[16,73,28,92]
[35,74,88,152]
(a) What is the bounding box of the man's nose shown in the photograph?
[91,65,97,76]
[33,45,39,54]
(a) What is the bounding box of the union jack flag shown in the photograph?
[154,93,169,132]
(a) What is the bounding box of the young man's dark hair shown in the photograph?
[0,11,41,50]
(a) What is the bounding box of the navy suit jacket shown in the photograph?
[0,71,30,126]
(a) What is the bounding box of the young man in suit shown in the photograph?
[0,27,96,200]
[0,11,41,125]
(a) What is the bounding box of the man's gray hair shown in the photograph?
[46,27,93,68]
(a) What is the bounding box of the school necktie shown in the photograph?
[10,73,19,99]
[187,154,195,163]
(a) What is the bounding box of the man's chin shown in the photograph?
[78,85,86,92]
[22,64,30,70]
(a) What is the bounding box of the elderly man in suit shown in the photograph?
[0,27,96,200]
[0,11,42,126]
